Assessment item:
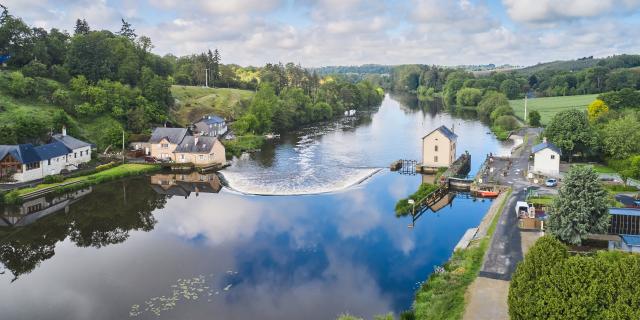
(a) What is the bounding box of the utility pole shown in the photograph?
[204,68,209,87]
[524,95,528,123]
[122,130,125,164]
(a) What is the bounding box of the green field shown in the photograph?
[171,85,254,125]
[509,94,598,125]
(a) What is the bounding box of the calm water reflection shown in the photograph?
[0,95,511,320]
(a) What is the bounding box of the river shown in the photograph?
[0,94,513,320]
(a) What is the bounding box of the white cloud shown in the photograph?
[502,0,640,23]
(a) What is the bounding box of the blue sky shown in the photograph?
[5,0,640,67]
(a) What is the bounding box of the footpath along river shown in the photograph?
[0,94,513,319]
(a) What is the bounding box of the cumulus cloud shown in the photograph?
[3,0,640,66]
[502,0,640,23]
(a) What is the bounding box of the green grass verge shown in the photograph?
[490,126,511,141]
[171,85,254,125]
[571,163,617,174]
[6,164,160,204]
[509,94,598,125]
[527,195,555,206]
[413,189,512,320]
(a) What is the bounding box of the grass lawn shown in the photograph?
[509,94,598,125]
[528,195,555,206]
[413,189,512,320]
[571,163,618,174]
[171,85,254,125]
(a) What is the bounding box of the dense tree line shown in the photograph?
[389,55,640,106]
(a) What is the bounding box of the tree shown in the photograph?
[587,99,609,122]
[528,110,541,126]
[74,19,90,35]
[598,88,640,109]
[509,235,568,320]
[599,115,640,159]
[456,87,482,106]
[548,166,609,245]
[544,110,597,160]
[494,115,519,131]
[0,125,17,144]
[117,19,136,40]
[500,79,520,99]
[212,49,220,86]
[490,104,514,122]
[249,83,278,133]
[477,91,509,119]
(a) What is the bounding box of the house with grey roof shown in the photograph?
[421,125,457,167]
[148,127,226,165]
[193,114,227,137]
[0,127,93,183]
[149,127,189,160]
[531,138,561,177]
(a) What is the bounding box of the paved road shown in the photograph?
[479,127,538,280]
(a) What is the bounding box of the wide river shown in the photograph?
[0,94,513,320]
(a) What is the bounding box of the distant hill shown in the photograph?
[312,64,393,76]
[515,57,602,75]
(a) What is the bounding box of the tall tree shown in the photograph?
[547,166,609,245]
[212,49,220,87]
[74,19,90,35]
[544,110,597,160]
[117,18,136,40]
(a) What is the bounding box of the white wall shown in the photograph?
[11,147,91,183]
[533,148,560,177]
[422,130,455,167]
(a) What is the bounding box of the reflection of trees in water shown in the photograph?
[0,177,166,281]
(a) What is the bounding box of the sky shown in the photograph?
[4,0,640,67]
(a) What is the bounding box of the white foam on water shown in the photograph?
[219,167,382,196]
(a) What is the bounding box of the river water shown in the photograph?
[0,94,513,320]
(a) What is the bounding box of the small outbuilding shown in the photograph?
[421,125,457,168]
[531,138,561,177]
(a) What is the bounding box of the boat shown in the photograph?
[477,190,499,198]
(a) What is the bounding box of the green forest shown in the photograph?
[0,6,383,151]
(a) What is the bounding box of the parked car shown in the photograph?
[545,178,558,187]
[144,156,158,163]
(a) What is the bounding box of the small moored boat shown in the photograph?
[477,190,499,198]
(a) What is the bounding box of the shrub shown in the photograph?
[21,61,48,78]
[6,71,34,98]
[456,87,482,106]
[50,64,71,83]
[490,104,515,122]
[43,174,65,184]
[509,236,640,319]
[3,190,20,205]
[494,115,520,131]
[528,110,541,126]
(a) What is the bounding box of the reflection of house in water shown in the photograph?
[0,187,92,227]
[150,172,222,198]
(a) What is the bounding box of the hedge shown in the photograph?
[509,235,640,319]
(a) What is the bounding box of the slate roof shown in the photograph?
[173,136,218,153]
[34,141,69,160]
[621,235,640,246]
[531,142,562,155]
[423,125,458,141]
[149,128,188,144]
[0,144,41,164]
[609,208,640,217]
[198,115,225,125]
[52,134,92,150]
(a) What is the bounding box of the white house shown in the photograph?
[531,138,561,177]
[193,115,227,137]
[421,125,457,167]
[0,128,93,183]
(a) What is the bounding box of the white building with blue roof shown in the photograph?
[0,127,92,183]
[193,114,227,137]
[531,138,562,177]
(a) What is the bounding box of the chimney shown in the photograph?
[194,133,199,146]
[62,125,67,136]
[543,137,547,143]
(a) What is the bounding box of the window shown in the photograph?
[551,155,555,160]
[74,153,77,158]
[434,156,438,162]
[434,145,438,152]
[181,154,185,159]
[161,143,169,148]
[199,155,204,160]
[47,159,51,165]
[26,162,40,170]
[80,151,83,156]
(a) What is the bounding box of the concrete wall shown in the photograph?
[422,130,455,167]
[533,148,560,177]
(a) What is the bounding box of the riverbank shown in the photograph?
[412,189,511,320]
[1,163,161,205]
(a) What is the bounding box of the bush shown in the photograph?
[43,174,65,184]
[3,190,20,205]
[6,71,34,98]
[509,236,640,319]
[528,110,541,126]
[490,104,515,122]
[456,87,482,106]
[494,115,520,131]
[21,61,48,78]
[50,65,71,83]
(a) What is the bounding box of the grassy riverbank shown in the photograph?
[509,94,597,125]
[2,163,160,205]
[412,189,511,320]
